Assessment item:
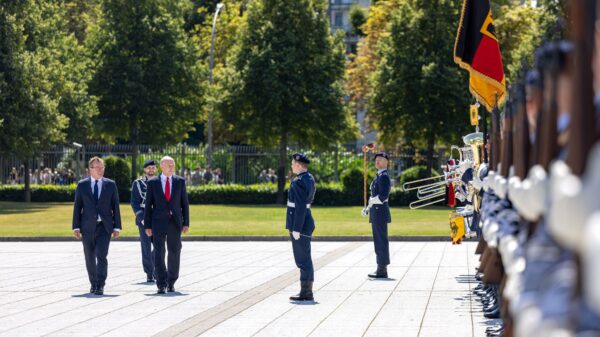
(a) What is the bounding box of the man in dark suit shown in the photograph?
[144,156,190,294]
[72,156,122,295]
[362,152,392,279]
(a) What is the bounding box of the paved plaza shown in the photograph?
[0,241,494,336]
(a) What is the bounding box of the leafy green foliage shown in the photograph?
[88,0,206,146]
[0,182,418,206]
[349,5,367,36]
[103,156,131,200]
[369,0,471,173]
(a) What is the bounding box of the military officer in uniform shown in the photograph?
[286,153,316,301]
[362,152,391,278]
[131,159,156,283]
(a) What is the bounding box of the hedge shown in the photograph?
[0,183,416,206]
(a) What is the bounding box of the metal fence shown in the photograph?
[0,144,445,185]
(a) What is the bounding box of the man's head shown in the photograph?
[143,159,157,177]
[195,166,201,172]
[374,152,389,170]
[291,153,309,175]
[160,156,176,177]
[88,157,105,180]
[525,69,543,136]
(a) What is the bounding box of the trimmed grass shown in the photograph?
[0,202,452,237]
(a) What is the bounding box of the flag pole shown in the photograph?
[362,144,374,208]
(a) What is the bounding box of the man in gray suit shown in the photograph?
[72,156,122,295]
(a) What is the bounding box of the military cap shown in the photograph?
[292,153,310,164]
[374,152,389,161]
[525,69,542,88]
[143,159,156,168]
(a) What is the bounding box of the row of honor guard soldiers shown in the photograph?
[466,2,600,336]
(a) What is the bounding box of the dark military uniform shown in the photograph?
[131,175,154,281]
[369,168,392,270]
[287,153,316,301]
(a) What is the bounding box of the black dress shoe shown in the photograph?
[157,287,166,294]
[94,286,104,295]
[368,265,388,279]
[290,281,314,301]
[90,285,97,294]
[484,306,500,319]
[167,285,175,292]
[146,273,155,283]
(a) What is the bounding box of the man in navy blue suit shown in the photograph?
[144,156,190,294]
[362,152,391,279]
[72,156,122,295]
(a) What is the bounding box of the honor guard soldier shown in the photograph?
[131,159,157,283]
[287,153,316,301]
[362,152,391,278]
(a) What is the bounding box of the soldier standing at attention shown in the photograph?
[287,153,316,301]
[131,159,157,283]
[362,152,391,279]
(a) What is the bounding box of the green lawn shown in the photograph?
[0,202,452,237]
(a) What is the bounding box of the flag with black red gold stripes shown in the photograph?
[454,0,505,112]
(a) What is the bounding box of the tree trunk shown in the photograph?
[24,160,31,203]
[426,131,435,177]
[277,132,288,204]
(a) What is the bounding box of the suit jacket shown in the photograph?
[144,174,190,233]
[72,177,122,234]
[369,170,391,224]
[285,172,316,235]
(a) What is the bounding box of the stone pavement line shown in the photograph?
[357,242,428,337]
[246,243,407,337]
[156,242,364,337]
[416,242,449,337]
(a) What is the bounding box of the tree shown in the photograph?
[89,0,206,181]
[190,0,247,145]
[369,0,471,175]
[0,1,76,202]
[219,0,359,202]
[346,0,403,114]
[349,5,367,36]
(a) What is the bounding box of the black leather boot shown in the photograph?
[290,281,314,301]
[368,265,388,278]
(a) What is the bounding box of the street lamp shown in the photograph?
[208,2,224,167]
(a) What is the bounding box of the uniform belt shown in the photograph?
[287,201,311,208]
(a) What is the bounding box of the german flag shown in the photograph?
[454,0,505,112]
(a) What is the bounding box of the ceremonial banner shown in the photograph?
[454,0,506,112]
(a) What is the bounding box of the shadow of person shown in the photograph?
[144,292,189,297]
[71,293,119,298]
[290,300,319,306]
[367,278,397,281]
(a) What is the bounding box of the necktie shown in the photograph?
[93,180,99,202]
[165,176,171,202]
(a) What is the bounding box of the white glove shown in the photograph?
[292,231,301,240]
[368,196,383,208]
[361,207,369,217]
